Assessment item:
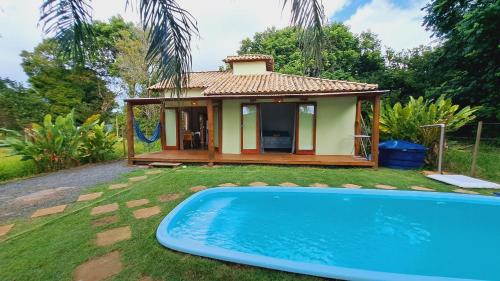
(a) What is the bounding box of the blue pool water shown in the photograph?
[156,187,500,281]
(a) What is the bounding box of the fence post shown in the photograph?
[470,121,483,177]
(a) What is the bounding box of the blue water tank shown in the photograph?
[379,140,427,169]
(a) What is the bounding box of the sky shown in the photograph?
[0,0,432,83]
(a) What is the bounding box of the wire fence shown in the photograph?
[446,122,500,182]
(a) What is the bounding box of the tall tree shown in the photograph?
[423,0,500,120]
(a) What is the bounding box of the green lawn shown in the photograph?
[0,165,496,281]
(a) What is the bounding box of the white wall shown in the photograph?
[232,61,268,75]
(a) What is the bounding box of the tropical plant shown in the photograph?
[80,114,119,163]
[379,95,480,164]
[38,0,326,97]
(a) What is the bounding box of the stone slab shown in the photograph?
[309,183,329,188]
[109,183,129,190]
[96,226,132,247]
[31,204,67,218]
[248,181,268,186]
[129,175,148,182]
[77,192,103,202]
[92,215,120,228]
[342,184,362,188]
[133,206,161,219]
[279,182,299,187]
[410,186,436,191]
[190,185,207,192]
[91,203,119,216]
[126,199,150,208]
[73,251,122,281]
[453,188,479,195]
[158,193,182,202]
[375,184,398,190]
[218,183,238,187]
[145,170,162,175]
[0,224,14,236]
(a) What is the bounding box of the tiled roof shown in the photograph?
[148,71,230,90]
[223,54,274,71]
[203,72,378,96]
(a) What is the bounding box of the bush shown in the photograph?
[1,110,118,172]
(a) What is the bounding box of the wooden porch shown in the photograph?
[131,150,375,167]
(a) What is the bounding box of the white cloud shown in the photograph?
[345,0,432,50]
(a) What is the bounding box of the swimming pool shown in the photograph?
[156,187,500,281]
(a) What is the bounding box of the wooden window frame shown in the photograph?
[240,103,260,154]
[295,102,317,155]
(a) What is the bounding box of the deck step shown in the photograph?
[148,162,183,168]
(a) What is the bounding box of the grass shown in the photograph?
[0,165,496,281]
[445,141,500,183]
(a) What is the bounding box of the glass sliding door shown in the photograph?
[241,104,259,154]
[296,103,316,154]
[165,108,178,149]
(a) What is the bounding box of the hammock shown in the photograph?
[134,119,161,143]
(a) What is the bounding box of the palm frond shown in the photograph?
[39,0,95,63]
[136,0,199,97]
[284,0,326,75]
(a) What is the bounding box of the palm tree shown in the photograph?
[39,0,325,97]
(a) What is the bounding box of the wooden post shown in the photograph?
[160,105,166,150]
[126,102,135,165]
[470,121,483,176]
[371,95,381,168]
[207,98,215,165]
[354,97,362,156]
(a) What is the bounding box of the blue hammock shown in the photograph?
[134,119,161,143]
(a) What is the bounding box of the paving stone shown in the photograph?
[77,192,103,202]
[0,224,14,237]
[158,193,182,202]
[92,215,119,228]
[73,251,122,281]
[279,182,299,187]
[145,170,162,175]
[190,185,207,192]
[126,199,150,208]
[248,181,268,186]
[309,183,329,188]
[133,206,161,219]
[129,175,148,182]
[91,203,119,216]
[31,204,67,218]
[109,183,129,190]
[342,184,362,188]
[375,184,398,190]
[453,188,479,195]
[96,226,132,247]
[410,186,436,191]
[218,183,238,187]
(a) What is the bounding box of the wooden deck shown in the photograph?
[131,150,374,167]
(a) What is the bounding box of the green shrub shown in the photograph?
[1,110,117,172]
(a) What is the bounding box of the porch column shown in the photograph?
[354,97,362,156]
[371,95,381,168]
[207,98,215,165]
[126,102,135,165]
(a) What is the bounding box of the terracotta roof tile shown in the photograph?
[148,71,230,91]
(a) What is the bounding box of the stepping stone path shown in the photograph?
[453,188,479,195]
[218,183,238,187]
[73,251,122,281]
[190,185,207,192]
[342,184,362,188]
[133,206,161,219]
[279,182,299,187]
[374,184,398,190]
[77,192,103,202]
[0,224,14,237]
[91,203,119,216]
[109,183,129,190]
[158,193,182,202]
[309,183,329,188]
[96,226,132,247]
[248,181,268,186]
[92,215,119,228]
[31,204,67,218]
[145,170,162,175]
[129,175,148,182]
[126,199,150,208]
[410,186,436,192]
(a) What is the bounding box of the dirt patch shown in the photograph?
[73,251,122,281]
[96,226,132,247]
